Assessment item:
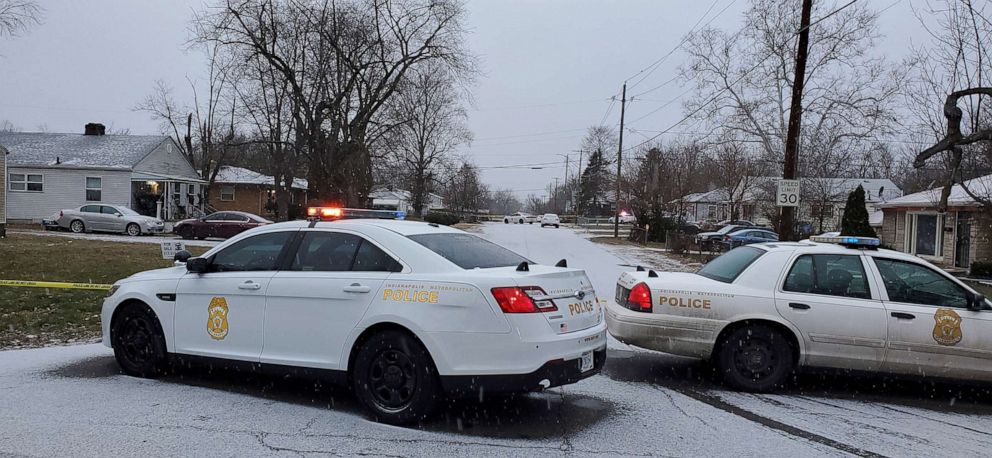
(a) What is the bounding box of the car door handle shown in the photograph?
[238,281,262,290]
[891,312,916,320]
[343,283,371,294]
[788,302,811,310]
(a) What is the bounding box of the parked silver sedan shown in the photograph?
[53,204,165,236]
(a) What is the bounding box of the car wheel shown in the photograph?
[126,223,141,236]
[555,224,559,228]
[518,219,523,224]
[69,219,85,233]
[528,221,533,224]
[717,324,794,392]
[352,330,440,425]
[504,219,509,224]
[111,303,168,378]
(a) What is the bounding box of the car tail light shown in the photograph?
[59,210,63,218]
[628,282,653,313]
[491,286,557,313]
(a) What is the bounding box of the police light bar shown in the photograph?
[306,207,407,221]
[809,235,880,247]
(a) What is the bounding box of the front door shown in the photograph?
[871,257,992,380]
[775,253,888,371]
[955,212,972,268]
[174,230,295,361]
[101,205,126,232]
[261,230,401,369]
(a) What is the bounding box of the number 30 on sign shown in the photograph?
[777,179,800,207]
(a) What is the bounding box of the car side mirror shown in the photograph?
[173,250,192,263]
[186,257,210,273]
[115,213,122,217]
[967,292,989,311]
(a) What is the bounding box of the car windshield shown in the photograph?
[408,233,530,269]
[717,225,740,234]
[697,246,765,283]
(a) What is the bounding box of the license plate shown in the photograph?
[579,350,594,373]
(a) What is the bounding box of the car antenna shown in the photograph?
[648,270,659,278]
[516,261,529,272]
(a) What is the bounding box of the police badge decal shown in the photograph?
[207,297,230,340]
[932,308,962,346]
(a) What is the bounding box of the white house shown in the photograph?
[1,144,7,237]
[0,124,205,222]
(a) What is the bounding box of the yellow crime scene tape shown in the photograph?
[0,279,113,291]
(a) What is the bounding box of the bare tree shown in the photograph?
[386,64,472,216]
[487,188,522,215]
[709,141,764,220]
[0,119,19,132]
[0,0,41,39]
[681,0,903,181]
[441,161,487,214]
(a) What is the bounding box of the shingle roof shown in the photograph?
[0,132,169,169]
[212,166,308,189]
[880,174,992,208]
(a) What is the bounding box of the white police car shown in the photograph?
[102,209,606,424]
[607,235,991,392]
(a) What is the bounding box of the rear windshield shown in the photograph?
[408,233,530,269]
[697,246,764,283]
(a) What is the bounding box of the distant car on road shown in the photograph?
[503,212,537,224]
[173,211,272,240]
[540,213,560,228]
[720,228,779,250]
[54,204,164,236]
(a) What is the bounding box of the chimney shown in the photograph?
[84,123,106,136]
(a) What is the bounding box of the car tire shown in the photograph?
[69,219,85,233]
[528,221,533,224]
[555,224,559,228]
[352,330,441,425]
[126,223,141,237]
[504,219,509,224]
[717,324,794,392]
[518,219,523,224]
[111,303,169,378]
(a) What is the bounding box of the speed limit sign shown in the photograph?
[777,179,800,207]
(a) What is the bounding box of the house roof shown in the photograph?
[879,174,992,208]
[0,132,170,169]
[212,166,308,190]
[682,188,730,203]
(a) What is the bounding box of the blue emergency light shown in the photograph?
[809,235,881,247]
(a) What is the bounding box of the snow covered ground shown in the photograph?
[2,223,991,457]
[9,229,221,247]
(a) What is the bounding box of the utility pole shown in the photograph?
[553,177,561,213]
[614,82,627,238]
[779,0,813,241]
[562,155,569,213]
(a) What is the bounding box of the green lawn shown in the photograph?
[0,234,207,349]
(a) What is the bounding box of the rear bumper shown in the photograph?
[441,346,606,395]
[605,301,719,359]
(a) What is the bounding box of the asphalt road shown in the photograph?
[2,223,992,457]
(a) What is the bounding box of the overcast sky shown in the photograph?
[0,0,927,198]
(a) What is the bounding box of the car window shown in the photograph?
[211,231,293,272]
[784,254,870,299]
[100,206,119,215]
[80,205,99,213]
[873,258,969,308]
[291,232,362,272]
[697,246,764,283]
[408,233,529,269]
[352,240,403,272]
[205,212,224,221]
[229,214,250,222]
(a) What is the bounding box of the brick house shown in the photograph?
[208,166,308,218]
[878,174,992,271]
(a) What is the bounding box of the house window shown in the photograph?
[85,177,102,201]
[9,173,43,192]
[905,213,943,258]
[220,185,235,202]
[187,184,196,205]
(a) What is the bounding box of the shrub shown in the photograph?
[971,261,992,279]
[840,185,877,237]
[424,212,460,226]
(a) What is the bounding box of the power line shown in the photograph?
[796,0,857,35]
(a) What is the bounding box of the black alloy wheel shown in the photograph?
[718,324,794,392]
[111,304,168,378]
[352,330,440,425]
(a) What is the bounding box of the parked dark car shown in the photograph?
[719,228,779,250]
[694,224,770,250]
[173,211,272,240]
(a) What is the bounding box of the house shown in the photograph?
[1,144,7,237]
[370,189,444,215]
[0,124,205,222]
[680,188,731,222]
[208,166,308,217]
[878,175,992,270]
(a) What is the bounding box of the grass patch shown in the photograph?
[0,234,207,349]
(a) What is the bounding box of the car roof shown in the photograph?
[261,218,464,236]
[750,240,921,261]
